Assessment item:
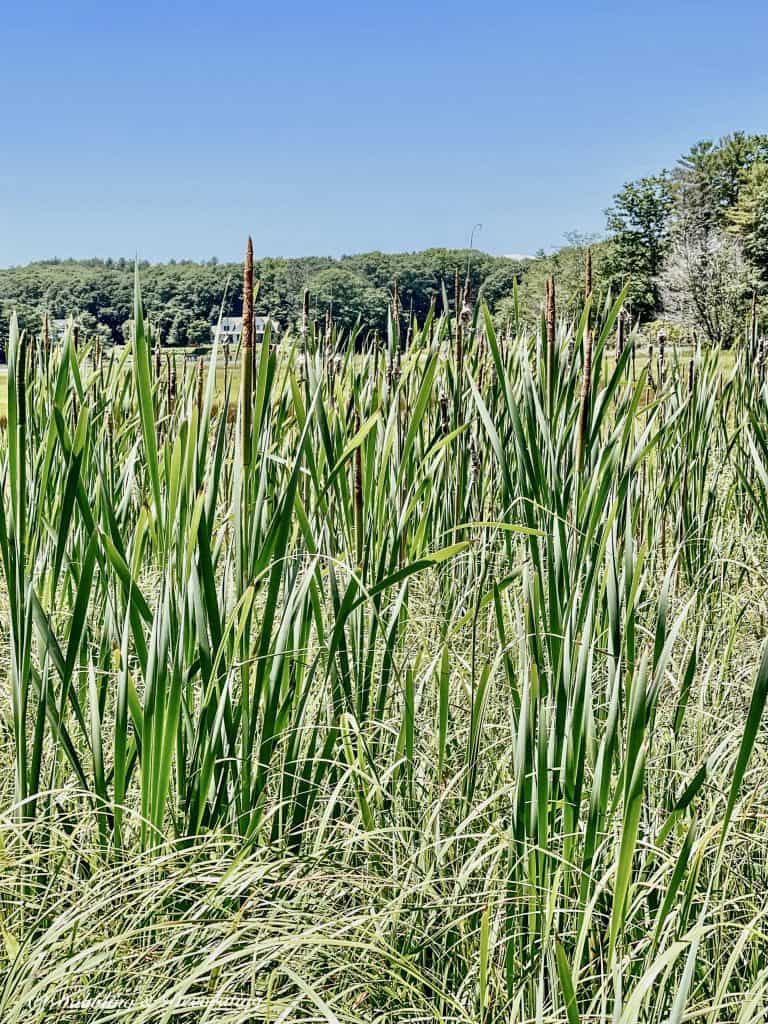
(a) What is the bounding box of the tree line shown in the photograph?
[2,131,766,349]
[0,250,524,349]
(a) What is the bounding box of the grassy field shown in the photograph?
[1,282,767,1023]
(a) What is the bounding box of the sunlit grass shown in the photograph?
[0,275,767,1022]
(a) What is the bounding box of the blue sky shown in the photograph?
[1,1,766,266]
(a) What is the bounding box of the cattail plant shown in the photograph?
[576,248,593,470]
[545,275,556,385]
[751,290,759,355]
[43,312,50,370]
[301,287,310,345]
[5,256,768,1024]
[454,267,462,376]
[354,409,364,566]
[240,237,254,467]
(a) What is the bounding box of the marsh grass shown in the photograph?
[0,257,767,1021]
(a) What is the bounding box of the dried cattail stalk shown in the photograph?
[577,250,594,470]
[751,291,758,354]
[546,276,556,378]
[454,268,462,371]
[354,410,364,565]
[302,288,310,344]
[657,330,666,387]
[243,235,255,386]
[106,412,114,466]
[240,237,254,467]
[584,248,592,302]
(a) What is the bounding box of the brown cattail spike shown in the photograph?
[302,288,310,343]
[585,248,593,303]
[240,237,254,467]
[454,268,462,371]
[243,236,255,385]
[546,276,556,382]
[354,410,364,566]
[577,250,594,471]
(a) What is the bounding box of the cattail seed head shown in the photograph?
[240,238,255,467]
[302,288,310,342]
[546,276,556,378]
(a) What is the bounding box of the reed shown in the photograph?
[576,248,593,469]
[240,236,254,466]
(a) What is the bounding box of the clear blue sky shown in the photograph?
[2,0,766,266]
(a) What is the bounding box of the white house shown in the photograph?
[213,315,280,344]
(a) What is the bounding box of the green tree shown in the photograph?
[673,133,768,238]
[727,160,768,286]
[478,261,524,309]
[515,236,610,325]
[605,174,673,318]
[307,267,388,332]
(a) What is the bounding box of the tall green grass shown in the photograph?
[1,256,768,1022]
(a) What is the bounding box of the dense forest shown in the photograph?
[0,249,525,348]
[2,131,766,348]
